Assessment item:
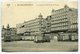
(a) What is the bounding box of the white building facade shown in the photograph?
[51,5,78,41]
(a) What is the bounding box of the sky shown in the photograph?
[2,0,78,28]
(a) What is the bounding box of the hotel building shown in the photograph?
[51,5,78,41]
[16,13,46,40]
[16,5,78,41]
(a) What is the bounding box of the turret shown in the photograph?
[38,13,43,18]
[64,5,69,9]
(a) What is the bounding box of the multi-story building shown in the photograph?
[2,24,17,41]
[45,16,51,33]
[16,23,26,35]
[24,13,45,36]
[16,13,46,40]
[2,24,17,37]
[16,5,78,41]
[51,5,78,41]
[43,16,52,39]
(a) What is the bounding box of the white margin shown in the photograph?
[0,0,79,54]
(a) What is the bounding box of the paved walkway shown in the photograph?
[2,40,78,52]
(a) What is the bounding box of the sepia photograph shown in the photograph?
[1,0,78,52]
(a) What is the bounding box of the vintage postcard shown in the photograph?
[1,0,78,52]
